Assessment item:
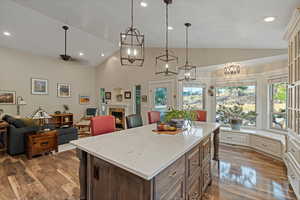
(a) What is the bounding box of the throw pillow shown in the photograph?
[20,118,39,127]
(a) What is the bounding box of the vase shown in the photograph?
[170,119,185,128]
[230,119,242,130]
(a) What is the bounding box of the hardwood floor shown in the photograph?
[0,145,296,200]
[205,145,296,200]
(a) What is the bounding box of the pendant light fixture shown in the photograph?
[178,23,196,81]
[120,0,145,67]
[155,0,178,76]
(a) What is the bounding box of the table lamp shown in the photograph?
[16,96,26,116]
[31,106,52,129]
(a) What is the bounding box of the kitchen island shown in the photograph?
[71,122,220,200]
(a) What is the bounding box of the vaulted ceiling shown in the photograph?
[0,0,298,66]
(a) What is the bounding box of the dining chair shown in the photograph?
[147,111,161,124]
[91,116,116,136]
[195,110,207,122]
[126,114,143,129]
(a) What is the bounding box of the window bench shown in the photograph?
[220,127,286,160]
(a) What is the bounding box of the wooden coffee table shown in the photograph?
[26,130,58,159]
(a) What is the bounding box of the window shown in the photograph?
[154,87,168,119]
[270,82,287,130]
[182,86,205,110]
[216,85,256,127]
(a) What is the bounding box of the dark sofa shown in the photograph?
[3,115,78,156]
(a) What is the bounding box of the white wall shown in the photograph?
[0,47,97,121]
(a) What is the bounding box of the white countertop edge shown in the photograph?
[72,125,220,180]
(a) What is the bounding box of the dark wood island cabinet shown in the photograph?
[73,123,220,200]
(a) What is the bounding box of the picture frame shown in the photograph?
[31,78,48,95]
[79,95,91,105]
[0,90,16,105]
[105,92,112,100]
[142,95,147,103]
[124,91,131,99]
[57,83,71,98]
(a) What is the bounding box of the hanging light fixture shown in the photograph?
[178,23,196,81]
[224,62,241,75]
[155,0,178,76]
[120,0,145,66]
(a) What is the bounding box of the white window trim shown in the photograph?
[268,77,288,132]
[178,81,206,110]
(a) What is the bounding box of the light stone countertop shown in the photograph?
[71,122,220,180]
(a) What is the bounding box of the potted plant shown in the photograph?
[217,105,257,130]
[63,104,69,114]
[164,108,197,128]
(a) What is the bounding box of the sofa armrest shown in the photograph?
[7,125,39,155]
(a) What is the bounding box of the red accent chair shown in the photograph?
[91,116,116,136]
[147,111,161,124]
[195,110,207,122]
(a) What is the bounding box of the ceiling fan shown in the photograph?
[59,25,88,64]
[60,25,72,61]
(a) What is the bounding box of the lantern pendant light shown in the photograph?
[178,23,196,81]
[155,0,178,76]
[120,0,145,66]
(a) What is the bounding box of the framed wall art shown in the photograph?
[105,92,112,100]
[57,83,71,98]
[0,90,16,105]
[79,95,91,105]
[31,78,48,95]
[124,91,131,99]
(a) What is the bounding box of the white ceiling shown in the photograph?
[0,0,298,66]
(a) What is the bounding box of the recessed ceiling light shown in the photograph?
[3,31,11,36]
[168,26,174,31]
[101,53,105,57]
[140,1,148,7]
[79,52,84,56]
[264,17,276,22]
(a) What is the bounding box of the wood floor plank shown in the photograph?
[7,176,21,200]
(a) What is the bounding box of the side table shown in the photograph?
[0,121,9,154]
[26,130,58,159]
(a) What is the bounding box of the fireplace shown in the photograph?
[109,108,125,130]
